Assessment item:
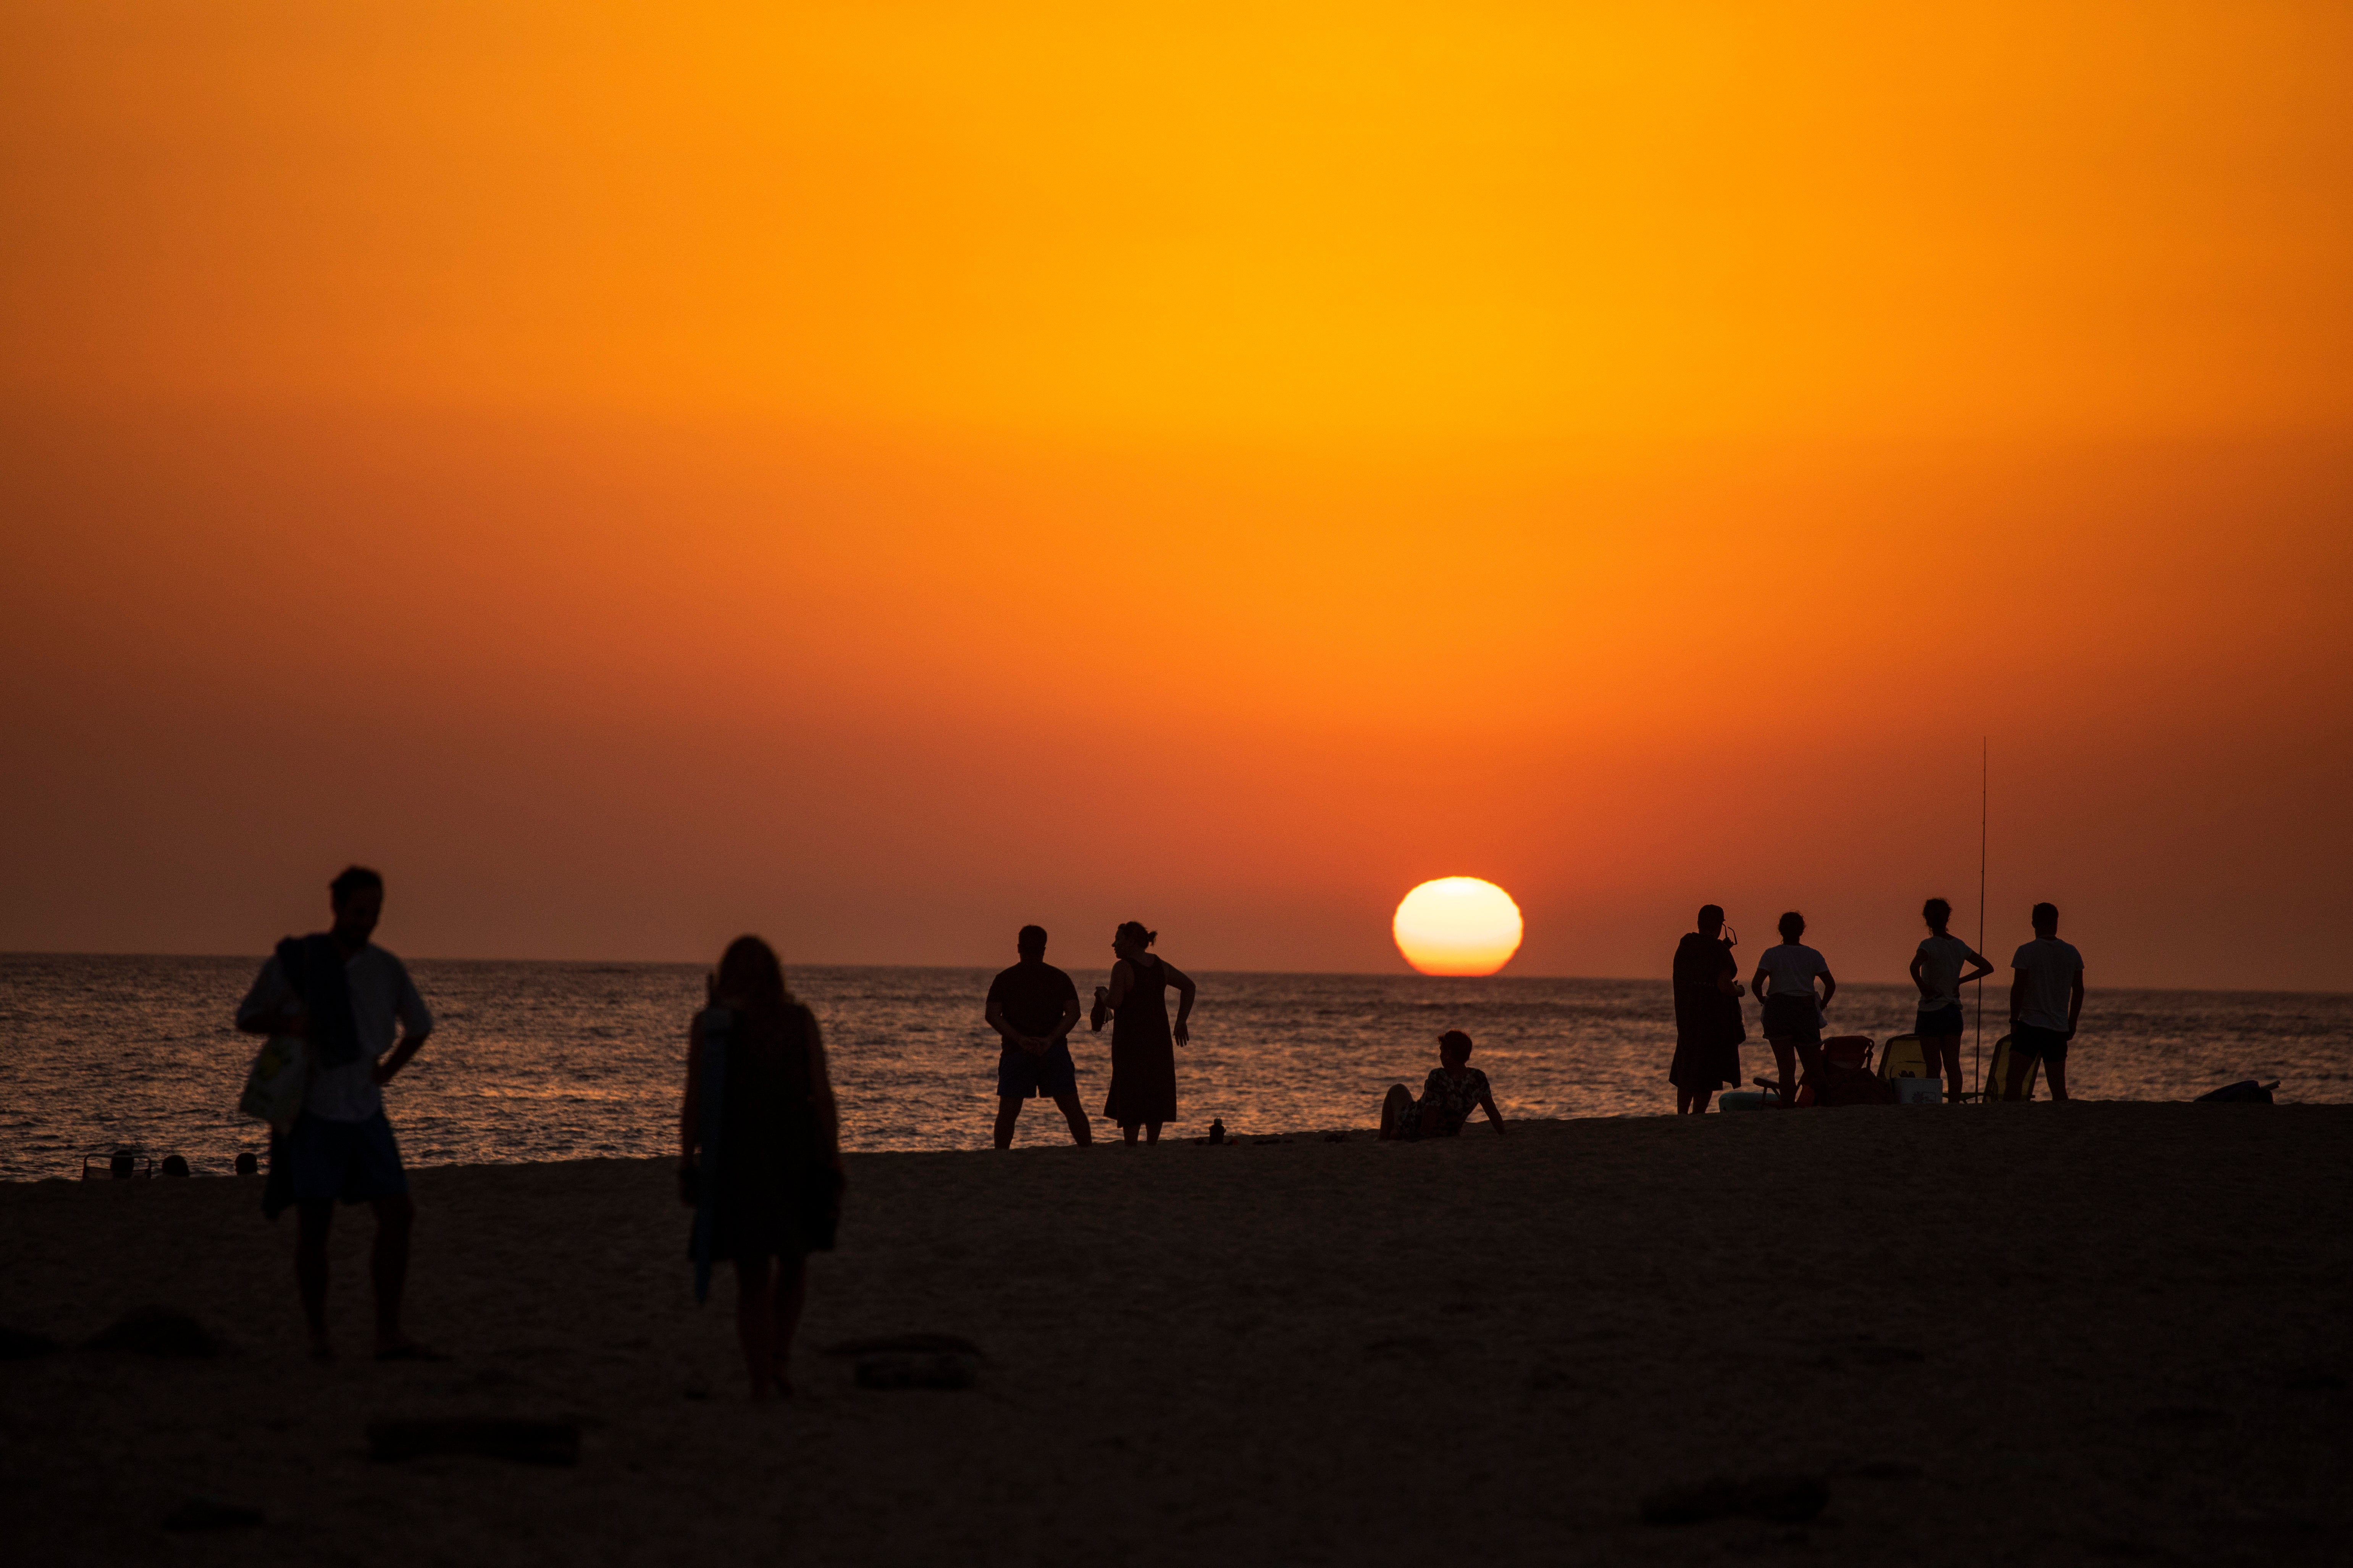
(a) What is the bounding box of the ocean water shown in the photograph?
[2,953,2347,1179]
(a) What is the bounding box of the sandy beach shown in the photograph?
[3,1102,2347,1565]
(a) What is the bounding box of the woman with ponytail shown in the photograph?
[678,936,843,1400]
[1090,921,1195,1145]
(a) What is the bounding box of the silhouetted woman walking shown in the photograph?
[1090,921,1195,1145]
[679,936,843,1400]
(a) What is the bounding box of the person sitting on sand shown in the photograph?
[1910,897,1993,1102]
[1670,905,1746,1115]
[1090,921,1195,1145]
[987,924,1090,1149]
[1751,911,1835,1108]
[1380,1031,1507,1139]
[678,936,843,1401]
[234,865,436,1362]
[2005,902,2085,1102]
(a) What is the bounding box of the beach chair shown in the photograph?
[1974,1033,2038,1102]
[1878,1034,1928,1083]
[1777,1037,1877,1108]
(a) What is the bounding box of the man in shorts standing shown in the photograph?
[986,924,1090,1148]
[2005,901,2085,1101]
[236,866,436,1359]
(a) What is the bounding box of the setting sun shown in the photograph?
[1392,878,1525,977]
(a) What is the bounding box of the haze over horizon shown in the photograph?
[5,3,2350,990]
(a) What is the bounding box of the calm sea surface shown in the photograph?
[2,954,2347,1179]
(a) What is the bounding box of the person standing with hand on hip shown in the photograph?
[235,865,436,1362]
[1910,897,1994,1103]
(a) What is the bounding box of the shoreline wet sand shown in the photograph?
[3,1102,2347,1565]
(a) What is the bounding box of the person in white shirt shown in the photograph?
[1750,911,1835,1108]
[236,866,436,1361]
[2006,902,2085,1101]
[1909,897,1993,1102]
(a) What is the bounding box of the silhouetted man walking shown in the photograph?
[986,925,1090,1148]
[237,865,436,1359]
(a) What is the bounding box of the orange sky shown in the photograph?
[3,2,2350,987]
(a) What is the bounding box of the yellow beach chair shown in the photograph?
[1977,1032,2040,1102]
[1878,1034,1929,1083]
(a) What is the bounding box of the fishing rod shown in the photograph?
[1974,737,1987,1103]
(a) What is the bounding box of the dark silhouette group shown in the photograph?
[237,864,2087,1403]
[1668,897,2087,1111]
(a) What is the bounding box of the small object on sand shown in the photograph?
[159,1155,190,1177]
[0,1326,64,1360]
[84,1306,219,1358]
[235,1151,259,1175]
[162,1493,264,1531]
[1207,1118,1226,1145]
[366,1417,581,1465]
[1323,1131,1348,1142]
[1641,1474,1829,1527]
[825,1333,983,1391]
[854,1353,978,1391]
[2195,1079,2280,1103]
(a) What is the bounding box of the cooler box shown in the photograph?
[1892,1076,1943,1106]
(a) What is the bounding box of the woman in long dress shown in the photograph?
[1669,903,1747,1114]
[678,936,843,1400]
[1090,921,1195,1145]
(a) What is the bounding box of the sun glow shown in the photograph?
[1391,878,1525,977]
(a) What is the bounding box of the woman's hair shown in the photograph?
[1439,1029,1473,1061]
[1923,897,1952,927]
[1778,910,1806,940]
[716,934,792,1014]
[1114,921,1157,949]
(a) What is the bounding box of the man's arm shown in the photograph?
[376,971,434,1083]
[2009,968,2027,1026]
[2066,968,2085,1037]
[1817,967,1837,1008]
[375,1031,430,1085]
[1053,996,1082,1045]
[1479,1084,1507,1136]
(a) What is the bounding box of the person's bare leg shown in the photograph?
[1694,1089,1713,1113]
[370,1193,415,1354]
[2003,1049,2035,1102]
[1050,1090,1093,1145]
[770,1257,807,1396]
[1676,1087,1695,1115]
[2044,1056,2069,1101]
[1143,1120,1161,1145]
[994,1094,1023,1150]
[296,1202,334,1359]
[735,1257,777,1402]
[1769,1039,1797,1107]
[1122,1123,1139,1145]
[1927,1035,1963,1101]
[1381,1084,1413,1139]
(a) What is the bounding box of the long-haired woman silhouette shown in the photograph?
[678,936,842,1399]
